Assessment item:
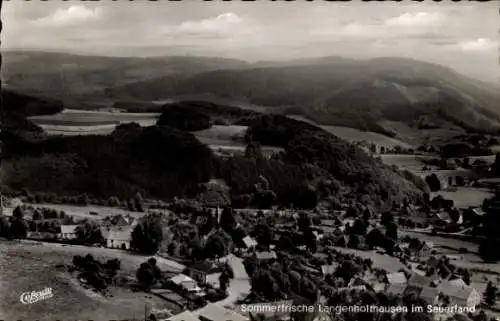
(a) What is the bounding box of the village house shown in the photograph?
[59,225,78,240]
[187,261,219,284]
[255,251,278,262]
[168,274,202,294]
[241,236,257,249]
[106,228,132,250]
[385,272,407,286]
[438,281,481,308]
[321,264,339,277]
[406,241,433,262]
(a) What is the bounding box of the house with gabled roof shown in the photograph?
[242,236,257,249]
[438,281,481,308]
[59,225,78,240]
[321,264,339,277]
[106,227,132,250]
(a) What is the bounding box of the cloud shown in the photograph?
[385,12,443,27]
[176,13,243,34]
[458,38,498,52]
[35,5,104,26]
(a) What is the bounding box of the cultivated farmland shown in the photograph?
[29,109,160,136]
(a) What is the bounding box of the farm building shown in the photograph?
[59,225,78,240]
[105,228,132,250]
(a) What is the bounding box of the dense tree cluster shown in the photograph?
[75,221,105,245]
[3,125,214,200]
[136,258,162,290]
[0,206,29,239]
[72,254,121,294]
[243,115,426,209]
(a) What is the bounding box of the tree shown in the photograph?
[220,207,237,232]
[366,228,386,249]
[9,219,28,239]
[385,222,398,240]
[75,222,104,245]
[425,174,441,192]
[297,212,312,232]
[219,271,230,293]
[12,206,24,220]
[253,223,273,248]
[479,239,500,262]
[136,258,162,290]
[131,215,164,254]
[484,281,497,306]
[204,231,230,259]
[351,219,367,236]
[133,192,145,212]
[77,194,90,206]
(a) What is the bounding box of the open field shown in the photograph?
[194,125,247,142]
[379,154,493,208]
[430,187,493,208]
[25,203,151,221]
[332,247,406,273]
[379,154,426,172]
[0,240,184,321]
[29,109,160,136]
[321,125,413,149]
[194,125,284,157]
[379,120,464,146]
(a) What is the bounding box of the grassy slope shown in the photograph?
[0,240,183,321]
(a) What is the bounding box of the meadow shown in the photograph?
[194,125,284,156]
[0,240,184,321]
[321,125,413,149]
[24,203,152,221]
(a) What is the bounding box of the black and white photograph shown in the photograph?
[0,0,499,320]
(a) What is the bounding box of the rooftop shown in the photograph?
[386,272,407,285]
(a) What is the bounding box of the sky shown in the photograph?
[1,0,499,83]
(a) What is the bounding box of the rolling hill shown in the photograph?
[108,57,500,143]
[4,52,500,145]
[2,51,248,104]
